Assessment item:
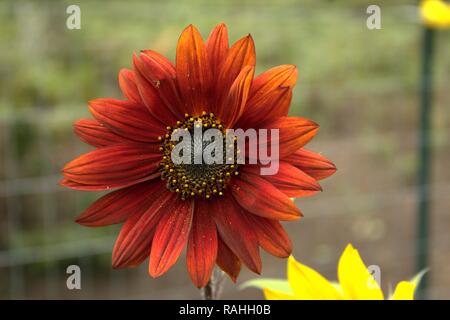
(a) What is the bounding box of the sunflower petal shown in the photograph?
[74,119,130,148]
[176,24,211,115]
[248,64,298,108]
[391,281,416,300]
[133,55,177,126]
[239,65,297,127]
[288,256,342,299]
[214,34,255,111]
[263,288,295,300]
[246,214,292,258]
[337,244,384,300]
[88,98,164,143]
[206,23,229,78]
[112,186,172,268]
[187,200,218,288]
[60,174,160,191]
[118,69,142,104]
[231,172,302,221]
[216,237,241,282]
[238,86,292,129]
[211,195,261,274]
[220,65,254,127]
[285,148,337,181]
[137,51,186,117]
[255,117,319,158]
[149,199,194,277]
[140,49,176,73]
[76,180,162,227]
[62,144,161,187]
[242,162,321,198]
[112,216,153,268]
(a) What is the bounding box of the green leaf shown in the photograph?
[240,278,293,294]
[411,268,429,288]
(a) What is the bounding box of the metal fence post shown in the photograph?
[416,26,434,300]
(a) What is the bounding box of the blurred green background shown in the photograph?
[0,0,449,299]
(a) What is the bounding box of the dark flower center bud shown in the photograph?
[159,112,239,200]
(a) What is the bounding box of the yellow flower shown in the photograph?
[245,244,421,300]
[420,0,450,29]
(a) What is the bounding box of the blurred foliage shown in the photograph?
[0,0,448,139]
[0,0,449,298]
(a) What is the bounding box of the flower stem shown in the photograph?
[200,269,226,300]
[416,26,435,300]
[202,280,214,300]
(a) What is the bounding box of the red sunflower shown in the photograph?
[61,23,336,288]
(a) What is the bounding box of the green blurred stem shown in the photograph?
[200,269,225,300]
[201,280,214,300]
[416,27,434,300]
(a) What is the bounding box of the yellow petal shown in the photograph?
[391,281,416,300]
[263,288,296,300]
[287,256,342,300]
[337,244,384,300]
[421,0,450,29]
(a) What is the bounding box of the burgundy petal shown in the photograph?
[245,214,292,258]
[76,180,162,227]
[89,98,165,143]
[112,185,172,268]
[133,55,179,126]
[118,68,142,104]
[176,24,212,115]
[186,200,218,288]
[242,162,321,198]
[216,237,241,282]
[210,194,261,274]
[62,143,161,188]
[74,119,131,148]
[136,51,186,117]
[231,172,302,221]
[285,148,337,181]
[149,198,194,277]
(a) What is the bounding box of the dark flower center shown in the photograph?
[159,112,239,200]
